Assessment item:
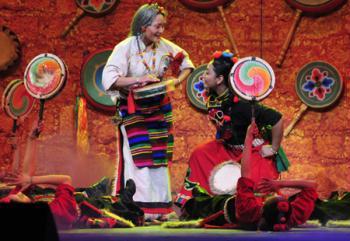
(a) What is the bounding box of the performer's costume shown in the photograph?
[102,36,194,217]
[0,184,78,229]
[49,184,79,229]
[176,89,290,206]
[182,177,318,230]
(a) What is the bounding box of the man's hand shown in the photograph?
[247,120,259,137]
[257,178,280,194]
[4,172,32,192]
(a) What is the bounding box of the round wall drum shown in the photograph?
[2,79,35,119]
[229,56,275,101]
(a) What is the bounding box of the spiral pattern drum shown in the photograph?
[229,56,275,101]
[2,79,35,119]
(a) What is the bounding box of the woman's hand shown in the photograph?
[257,178,280,193]
[260,145,277,158]
[137,74,160,87]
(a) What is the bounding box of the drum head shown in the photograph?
[81,49,115,112]
[229,56,275,101]
[2,79,35,119]
[186,64,209,111]
[133,81,168,100]
[0,26,21,72]
[76,0,119,15]
[24,53,67,100]
[285,0,346,15]
[209,161,241,195]
[296,61,343,109]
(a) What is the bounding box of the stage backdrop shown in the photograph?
[0,0,349,198]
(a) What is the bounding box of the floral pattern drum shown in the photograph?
[186,64,208,111]
[24,53,67,100]
[296,61,343,109]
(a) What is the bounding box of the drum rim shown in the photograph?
[229,56,275,101]
[80,48,115,113]
[133,82,168,100]
[186,64,208,111]
[2,79,35,119]
[209,160,241,195]
[2,79,21,117]
[285,0,346,15]
[179,0,233,10]
[295,60,343,109]
[0,25,21,72]
[75,0,119,15]
[24,53,67,100]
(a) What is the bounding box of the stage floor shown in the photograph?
[60,226,350,241]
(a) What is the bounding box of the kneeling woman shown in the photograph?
[176,51,286,206]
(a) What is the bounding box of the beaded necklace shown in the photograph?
[139,47,156,74]
[137,36,157,74]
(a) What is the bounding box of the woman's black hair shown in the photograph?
[258,196,292,231]
[211,55,235,86]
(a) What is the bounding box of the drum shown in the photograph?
[229,56,275,101]
[209,161,241,195]
[285,0,346,15]
[80,49,115,112]
[2,79,35,120]
[0,26,21,72]
[276,0,346,67]
[61,0,120,38]
[179,0,232,10]
[284,61,343,136]
[24,53,67,100]
[24,53,67,136]
[133,79,175,100]
[186,64,208,111]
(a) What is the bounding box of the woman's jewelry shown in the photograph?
[139,46,156,74]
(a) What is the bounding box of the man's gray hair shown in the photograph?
[129,3,166,36]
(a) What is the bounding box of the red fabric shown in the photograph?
[176,140,241,203]
[127,90,136,114]
[235,177,263,225]
[141,206,173,214]
[49,184,78,229]
[248,145,279,184]
[176,140,279,204]
[287,187,318,228]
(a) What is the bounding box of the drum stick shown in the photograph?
[61,8,85,38]
[12,119,17,133]
[11,119,21,173]
[283,103,308,137]
[34,99,45,137]
[276,9,302,67]
[217,5,240,58]
[111,100,122,195]
[110,125,121,196]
